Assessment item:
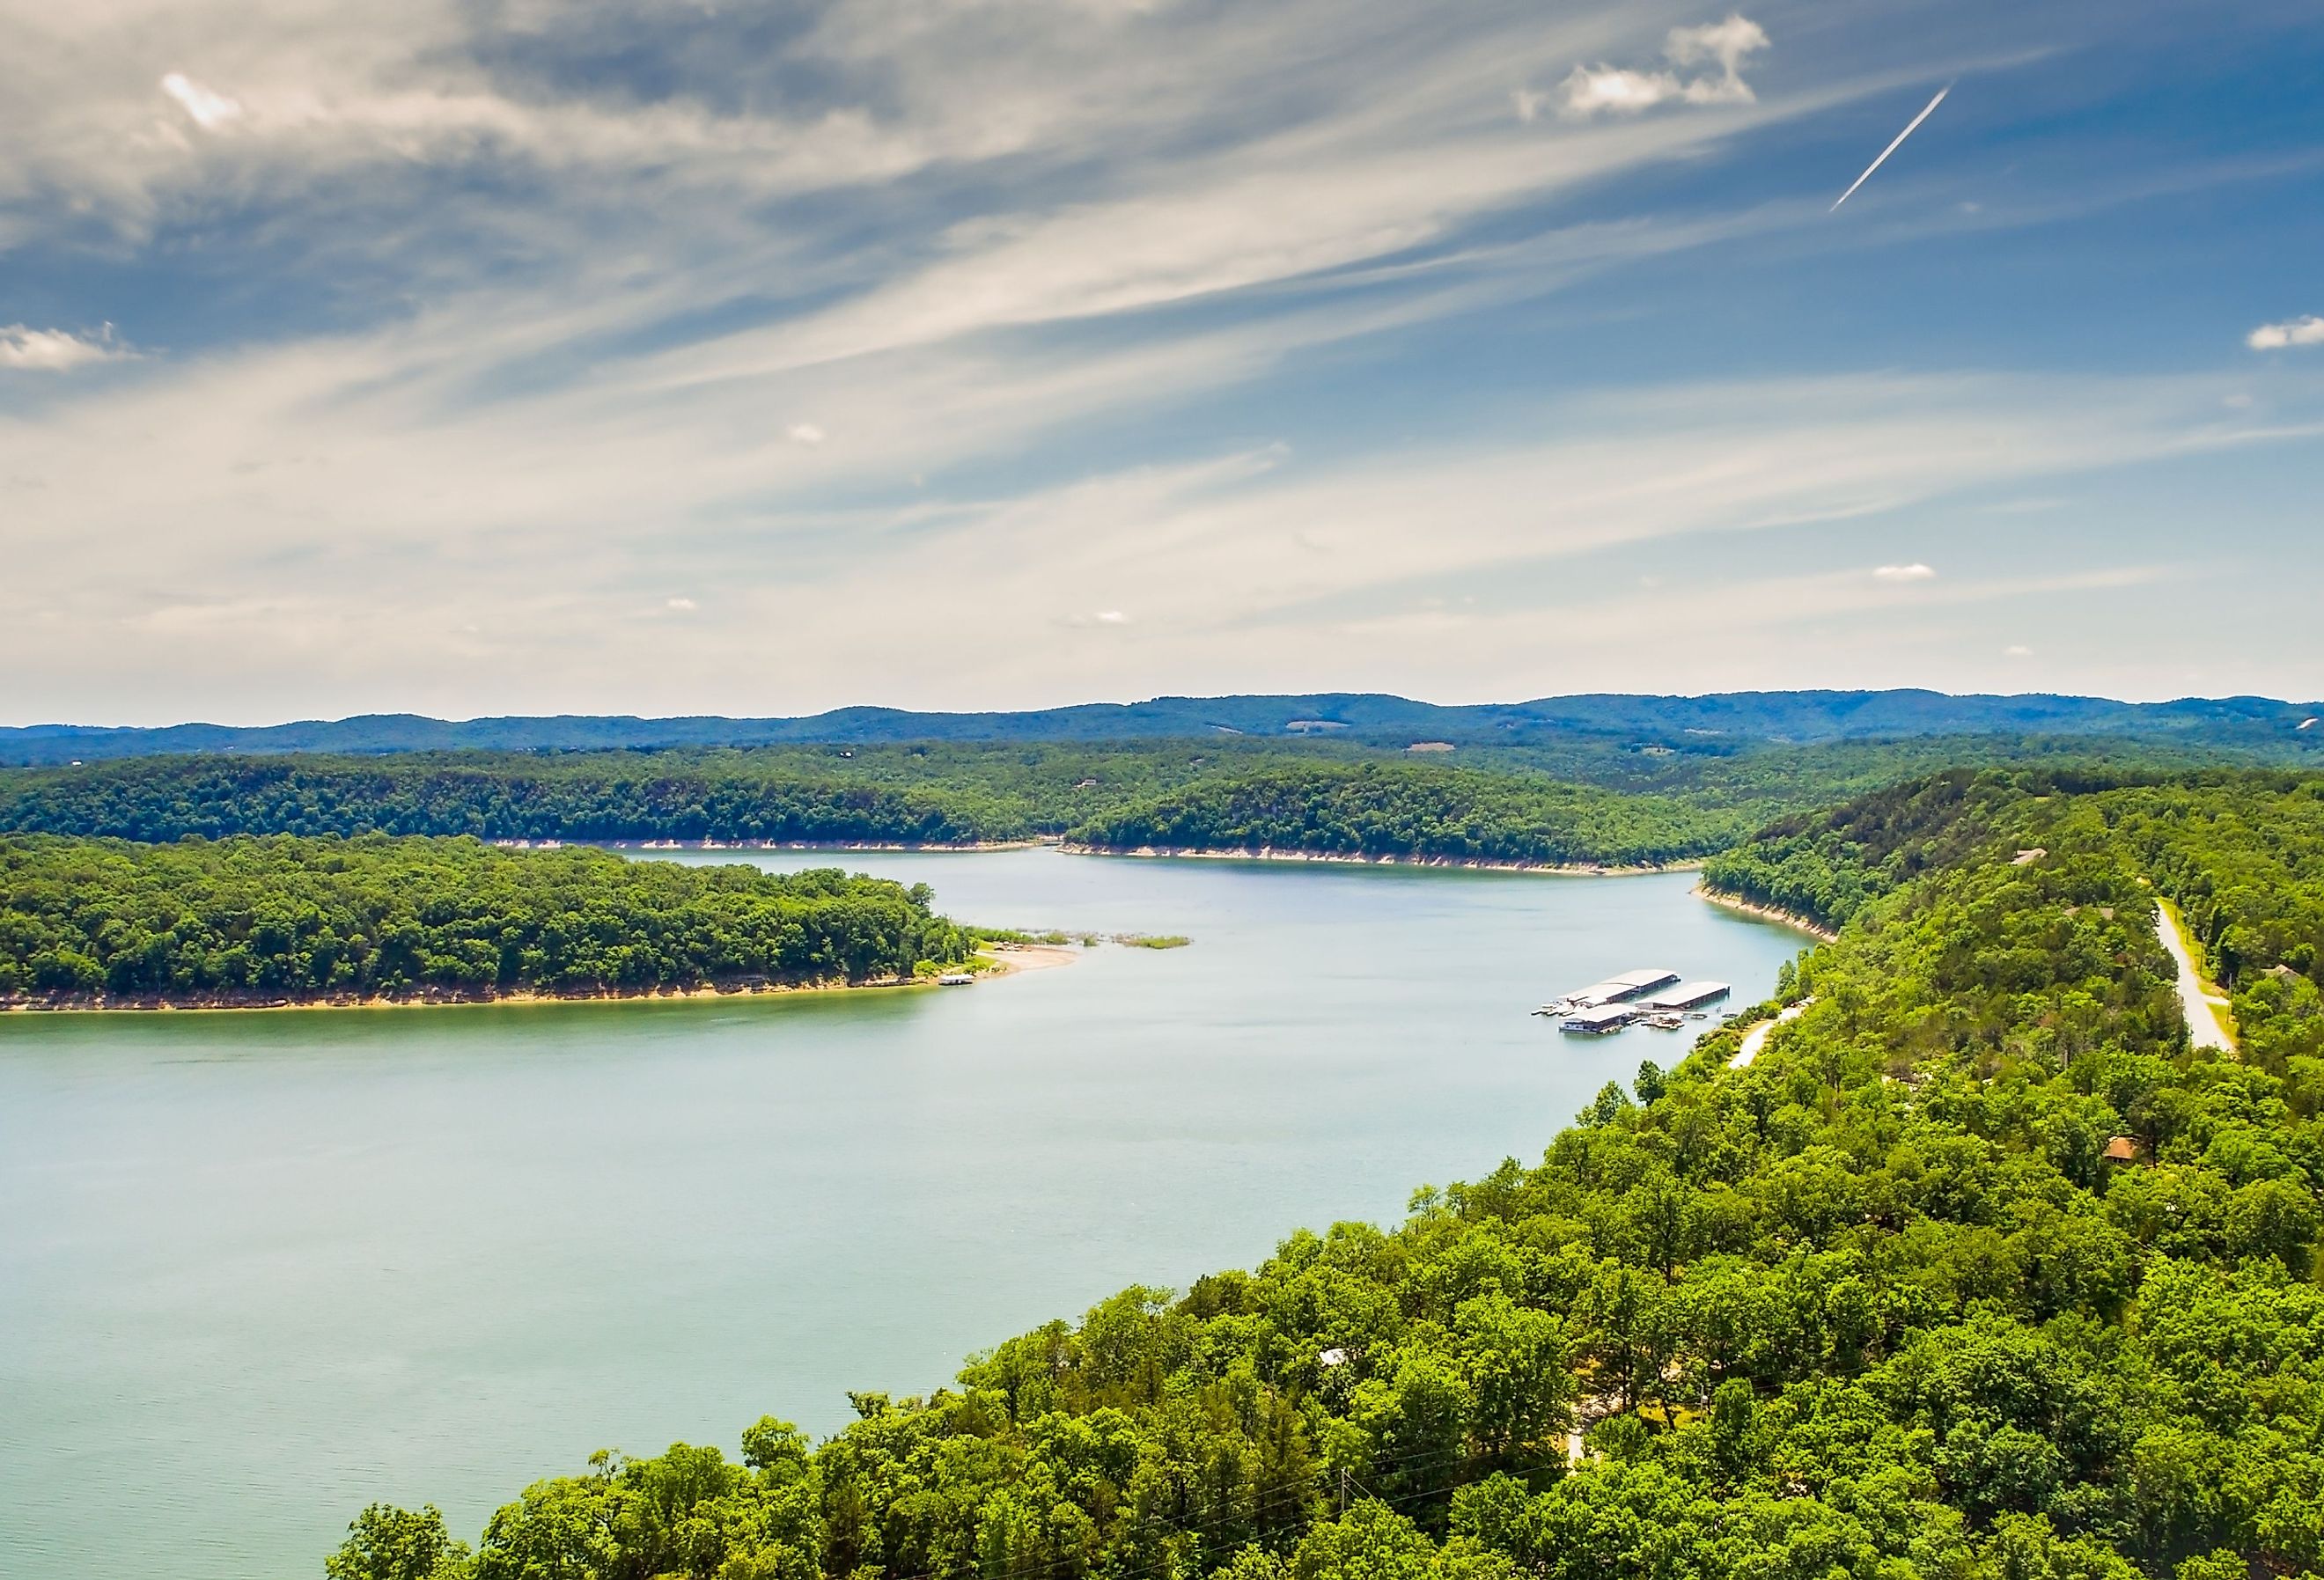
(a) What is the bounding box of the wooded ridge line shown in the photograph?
[9,687,2321,763]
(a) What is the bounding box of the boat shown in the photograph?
[937,973,975,987]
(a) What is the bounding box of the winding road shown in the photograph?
[2153,899,2234,1053]
[1730,997,1813,1069]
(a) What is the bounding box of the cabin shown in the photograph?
[1644,981,1732,1011]
[1560,1005,1636,1035]
[2101,1135,2144,1165]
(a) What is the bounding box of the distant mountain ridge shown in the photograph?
[5,690,2320,766]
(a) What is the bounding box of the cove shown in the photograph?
[0,851,1801,1579]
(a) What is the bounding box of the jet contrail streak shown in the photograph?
[1831,85,1950,210]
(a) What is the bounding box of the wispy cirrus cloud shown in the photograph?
[1,0,2320,720]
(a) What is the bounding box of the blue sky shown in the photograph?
[2,0,2319,724]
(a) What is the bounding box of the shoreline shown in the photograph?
[514,838,1050,854]
[0,945,1077,1017]
[1062,842,1705,877]
[1693,885,1839,941]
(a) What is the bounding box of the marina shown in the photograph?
[1534,969,1731,1036]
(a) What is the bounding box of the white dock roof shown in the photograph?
[1644,981,1732,1009]
[1561,1004,1636,1028]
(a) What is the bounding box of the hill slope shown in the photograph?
[8,690,2320,765]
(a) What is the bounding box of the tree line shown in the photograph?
[327,768,2324,1580]
[1071,762,1751,868]
[0,834,974,1005]
[0,739,2261,871]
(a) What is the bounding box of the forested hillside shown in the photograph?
[7,689,2319,764]
[1699,768,2072,928]
[1071,761,1743,867]
[0,737,2255,869]
[325,771,2324,1580]
[0,751,1041,846]
[0,836,973,1006]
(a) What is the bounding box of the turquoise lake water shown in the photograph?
[0,850,1804,1578]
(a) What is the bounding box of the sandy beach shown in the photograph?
[978,944,1080,976]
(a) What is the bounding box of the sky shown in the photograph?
[2,0,2320,726]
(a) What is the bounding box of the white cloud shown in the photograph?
[1872,562,1937,581]
[666,597,697,612]
[1666,16,1771,77]
[1559,69,1686,118]
[787,423,827,445]
[0,324,129,371]
[2004,644,2033,657]
[159,72,243,131]
[1096,610,1129,623]
[2248,316,2324,350]
[1557,14,1767,119]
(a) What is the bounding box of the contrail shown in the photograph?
[1831,85,1951,210]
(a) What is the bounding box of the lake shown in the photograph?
[0,850,1802,1578]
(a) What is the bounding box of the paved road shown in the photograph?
[2153,900,2234,1052]
[1731,997,1813,1068]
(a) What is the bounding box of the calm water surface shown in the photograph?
[0,850,1802,1578]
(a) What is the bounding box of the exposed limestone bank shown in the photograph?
[1693,885,1840,941]
[1,948,1073,1014]
[1062,843,1705,877]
